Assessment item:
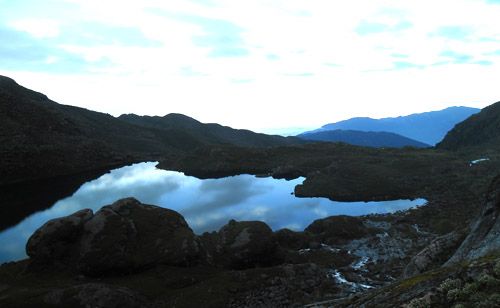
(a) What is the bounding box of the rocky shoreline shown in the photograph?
[0,198,438,307]
[2,180,499,308]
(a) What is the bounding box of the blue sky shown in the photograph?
[1,0,500,132]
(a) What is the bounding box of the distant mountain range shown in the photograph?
[298,129,430,148]
[302,106,480,145]
[437,101,500,151]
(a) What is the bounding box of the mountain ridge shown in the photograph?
[298,129,430,148]
[118,113,300,148]
[437,101,500,151]
[303,106,480,145]
[0,75,300,186]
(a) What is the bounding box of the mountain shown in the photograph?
[304,106,480,145]
[297,129,430,148]
[437,101,500,151]
[0,75,299,185]
[118,113,300,148]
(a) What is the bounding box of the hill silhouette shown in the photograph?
[298,129,430,148]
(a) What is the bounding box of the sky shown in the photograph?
[1,0,500,134]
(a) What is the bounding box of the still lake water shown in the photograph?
[0,162,426,263]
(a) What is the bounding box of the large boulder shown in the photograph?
[26,209,93,262]
[207,219,282,269]
[403,231,464,278]
[77,198,202,275]
[305,216,369,245]
[26,198,203,275]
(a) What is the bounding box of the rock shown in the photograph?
[43,283,151,308]
[77,198,202,275]
[447,175,500,264]
[26,209,93,262]
[403,231,463,278]
[305,216,369,245]
[26,198,204,275]
[215,219,282,269]
[274,228,311,250]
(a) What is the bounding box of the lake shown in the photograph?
[0,162,426,263]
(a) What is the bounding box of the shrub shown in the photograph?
[447,288,462,302]
[461,282,479,296]
[477,273,499,288]
[493,259,500,277]
[438,278,462,293]
[407,297,430,308]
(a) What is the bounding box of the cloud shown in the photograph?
[440,50,473,63]
[2,0,500,131]
[486,50,500,56]
[393,61,424,70]
[0,17,161,74]
[474,60,493,66]
[179,66,208,77]
[181,176,267,217]
[266,54,280,61]
[9,18,60,38]
[61,22,163,47]
[356,20,412,35]
[391,53,409,59]
[284,72,315,77]
[432,26,473,40]
[189,0,216,7]
[162,13,250,58]
[0,26,111,73]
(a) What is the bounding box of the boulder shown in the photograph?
[274,228,311,250]
[26,209,93,262]
[403,231,463,278]
[26,198,204,275]
[214,219,282,269]
[305,216,369,245]
[77,198,202,275]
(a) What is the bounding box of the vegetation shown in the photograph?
[438,101,500,151]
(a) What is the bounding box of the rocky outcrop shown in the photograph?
[78,198,202,275]
[403,231,464,278]
[27,198,203,275]
[202,219,283,269]
[26,198,287,275]
[27,209,93,262]
[305,216,370,245]
[447,175,500,264]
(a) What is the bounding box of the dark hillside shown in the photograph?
[298,129,430,148]
[0,75,298,185]
[437,101,500,151]
[119,113,301,147]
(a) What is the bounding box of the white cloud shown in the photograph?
[2,0,500,132]
[9,18,61,38]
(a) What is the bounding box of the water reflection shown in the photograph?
[0,162,426,263]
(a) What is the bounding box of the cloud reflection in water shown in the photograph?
[0,162,426,263]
